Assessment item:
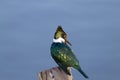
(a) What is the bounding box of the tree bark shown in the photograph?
[38,66,72,80]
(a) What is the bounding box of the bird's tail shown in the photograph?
[78,68,89,79]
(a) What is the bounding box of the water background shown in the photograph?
[0,0,120,80]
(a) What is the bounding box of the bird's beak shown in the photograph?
[66,40,72,46]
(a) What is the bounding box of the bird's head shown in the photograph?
[53,25,72,46]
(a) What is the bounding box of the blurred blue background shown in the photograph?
[0,0,120,80]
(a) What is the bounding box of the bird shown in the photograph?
[50,26,89,79]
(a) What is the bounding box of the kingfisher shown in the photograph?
[50,26,89,78]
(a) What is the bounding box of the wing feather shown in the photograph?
[51,43,79,67]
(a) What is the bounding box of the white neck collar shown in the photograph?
[53,37,65,43]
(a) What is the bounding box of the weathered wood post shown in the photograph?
[38,66,72,80]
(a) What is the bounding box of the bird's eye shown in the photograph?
[63,34,66,38]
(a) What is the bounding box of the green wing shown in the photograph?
[51,43,89,78]
[50,43,80,73]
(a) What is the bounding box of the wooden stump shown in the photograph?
[38,66,72,80]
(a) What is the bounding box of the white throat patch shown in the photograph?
[53,37,65,43]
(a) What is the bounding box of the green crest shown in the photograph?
[54,25,66,39]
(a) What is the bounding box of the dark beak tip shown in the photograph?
[69,43,72,46]
[66,40,72,46]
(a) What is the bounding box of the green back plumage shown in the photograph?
[51,43,79,68]
[51,42,79,75]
